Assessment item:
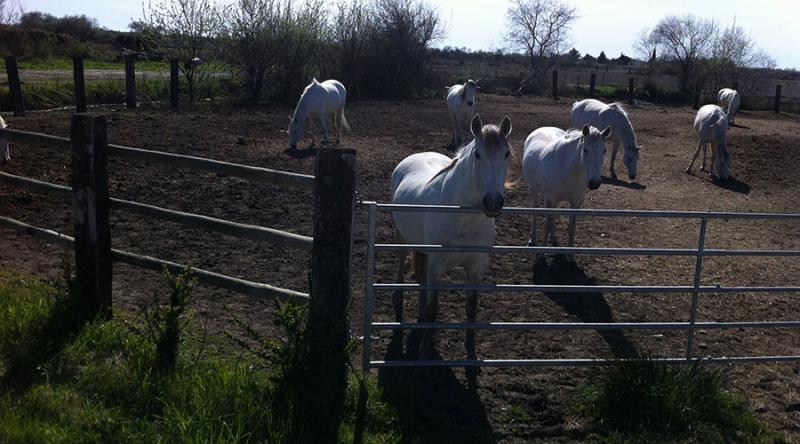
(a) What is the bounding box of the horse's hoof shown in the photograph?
[684,168,692,174]
[610,172,617,180]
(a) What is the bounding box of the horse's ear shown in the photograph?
[470,114,483,137]
[601,126,612,139]
[581,124,590,137]
[312,77,319,84]
[500,116,512,137]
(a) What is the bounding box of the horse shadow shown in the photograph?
[729,122,751,130]
[715,176,751,194]
[376,332,496,443]
[284,146,318,159]
[533,256,638,359]
[601,175,647,190]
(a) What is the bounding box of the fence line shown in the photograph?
[0,215,309,302]
[361,201,800,370]
[0,127,315,191]
[0,171,313,251]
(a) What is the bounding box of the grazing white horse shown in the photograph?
[686,104,731,180]
[522,125,611,262]
[570,99,641,180]
[391,114,512,359]
[0,115,9,164]
[718,88,740,127]
[446,79,479,147]
[287,78,350,150]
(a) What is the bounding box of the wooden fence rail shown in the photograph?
[0,215,309,302]
[0,127,315,191]
[0,171,313,251]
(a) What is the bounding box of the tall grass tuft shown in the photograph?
[580,352,786,443]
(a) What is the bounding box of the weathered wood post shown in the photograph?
[299,148,356,442]
[170,59,179,110]
[552,70,558,100]
[70,114,112,319]
[692,83,702,110]
[124,56,136,109]
[4,56,25,116]
[774,85,782,113]
[73,56,87,113]
[628,77,635,104]
[589,72,596,97]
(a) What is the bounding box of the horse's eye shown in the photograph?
[475,151,481,159]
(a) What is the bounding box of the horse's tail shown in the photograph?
[340,109,352,134]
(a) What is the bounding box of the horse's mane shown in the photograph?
[427,142,473,184]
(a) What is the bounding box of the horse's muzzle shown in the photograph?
[483,195,504,217]
[588,178,601,190]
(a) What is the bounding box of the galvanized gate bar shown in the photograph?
[373,283,800,293]
[374,203,800,220]
[369,355,800,368]
[374,243,800,257]
[372,320,800,331]
[362,203,377,371]
[686,218,708,358]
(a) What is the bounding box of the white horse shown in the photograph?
[686,104,731,180]
[570,99,641,180]
[522,125,611,262]
[287,78,350,150]
[446,79,479,147]
[718,88,740,127]
[0,115,9,164]
[391,114,512,359]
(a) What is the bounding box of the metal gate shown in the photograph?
[361,202,800,370]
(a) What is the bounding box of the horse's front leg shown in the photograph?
[335,110,342,145]
[609,139,620,179]
[392,252,406,323]
[319,112,330,146]
[544,199,557,247]
[1,141,9,164]
[567,201,580,263]
[685,139,704,174]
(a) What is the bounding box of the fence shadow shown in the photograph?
[376,332,496,443]
[601,175,647,190]
[534,256,637,359]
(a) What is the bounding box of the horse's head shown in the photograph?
[470,113,512,217]
[624,144,641,180]
[579,124,612,190]
[287,115,305,150]
[462,79,479,108]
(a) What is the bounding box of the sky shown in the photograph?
[19,0,800,69]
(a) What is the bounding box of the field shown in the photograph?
[1,94,799,441]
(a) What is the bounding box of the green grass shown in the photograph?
[0,271,402,443]
[0,57,169,72]
[579,352,786,443]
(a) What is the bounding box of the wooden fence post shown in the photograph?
[692,83,702,110]
[628,77,635,104]
[73,57,87,113]
[299,147,357,442]
[589,72,596,97]
[125,56,136,109]
[70,114,112,319]
[170,59,179,110]
[774,85,782,113]
[552,70,558,100]
[4,56,25,116]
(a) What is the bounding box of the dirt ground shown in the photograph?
[1,94,799,441]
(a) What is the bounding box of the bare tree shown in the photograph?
[505,0,578,93]
[640,14,717,92]
[143,0,221,102]
[708,19,776,89]
[0,0,22,25]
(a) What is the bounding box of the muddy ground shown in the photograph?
[1,94,799,441]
